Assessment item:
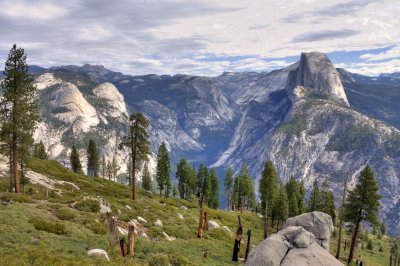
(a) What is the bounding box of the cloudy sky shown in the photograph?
[0,0,399,76]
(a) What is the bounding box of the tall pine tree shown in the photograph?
[274,185,289,230]
[120,112,150,200]
[33,141,48,160]
[259,161,278,219]
[321,180,336,222]
[308,179,322,212]
[142,163,152,191]
[197,164,208,203]
[210,167,219,209]
[70,146,82,174]
[156,142,170,197]
[344,165,381,264]
[87,139,99,176]
[224,166,234,211]
[0,44,39,194]
[285,176,300,217]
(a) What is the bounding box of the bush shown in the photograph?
[379,245,383,252]
[169,254,195,266]
[367,239,373,250]
[148,254,169,266]
[0,192,33,203]
[55,207,76,220]
[29,217,67,235]
[75,199,100,212]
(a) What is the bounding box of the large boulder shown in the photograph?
[284,211,333,250]
[87,249,109,261]
[245,212,343,266]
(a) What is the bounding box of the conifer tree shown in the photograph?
[156,142,170,197]
[33,141,48,160]
[210,168,219,209]
[285,176,300,217]
[259,161,278,219]
[120,112,150,200]
[235,164,256,211]
[172,186,177,198]
[308,179,322,212]
[187,166,197,196]
[176,158,190,199]
[202,167,212,206]
[0,44,39,194]
[142,163,152,191]
[197,164,208,200]
[165,176,172,197]
[87,139,99,176]
[344,165,381,264]
[70,146,82,174]
[298,181,306,214]
[274,185,289,230]
[224,166,234,211]
[321,180,336,222]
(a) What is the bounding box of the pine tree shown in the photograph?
[197,164,208,200]
[187,166,197,196]
[120,112,150,200]
[172,186,177,198]
[106,160,113,180]
[308,179,322,212]
[285,176,300,217]
[321,180,336,222]
[110,156,120,181]
[259,161,278,219]
[70,146,82,174]
[202,167,212,206]
[210,168,219,209]
[274,185,289,230]
[142,163,152,191]
[0,44,39,194]
[101,154,106,179]
[156,142,170,197]
[87,139,99,176]
[235,164,256,211]
[176,158,190,199]
[344,165,381,264]
[33,141,48,160]
[165,176,172,197]
[224,166,234,211]
[298,181,306,214]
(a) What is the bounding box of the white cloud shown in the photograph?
[0,1,66,20]
[336,59,400,76]
[360,45,400,61]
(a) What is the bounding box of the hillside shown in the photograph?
[0,159,393,265]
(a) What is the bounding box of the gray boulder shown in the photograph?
[284,211,333,250]
[281,243,343,266]
[87,249,109,261]
[245,212,343,266]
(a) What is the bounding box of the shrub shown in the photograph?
[55,207,76,220]
[367,239,373,250]
[148,254,169,266]
[29,217,67,235]
[0,192,33,203]
[75,199,100,212]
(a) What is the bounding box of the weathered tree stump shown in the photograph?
[197,207,205,238]
[128,224,135,257]
[106,212,119,247]
[245,229,251,261]
[232,216,243,262]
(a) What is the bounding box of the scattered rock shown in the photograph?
[87,249,109,261]
[222,226,232,234]
[125,205,132,211]
[137,216,147,224]
[181,206,188,210]
[99,198,112,214]
[208,220,220,229]
[117,226,128,235]
[162,231,176,241]
[177,213,184,220]
[154,219,163,227]
[257,213,263,218]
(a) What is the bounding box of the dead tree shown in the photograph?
[106,212,119,247]
[128,224,135,257]
[245,229,252,261]
[197,206,205,238]
[203,212,208,231]
[119,240,127,256]
[232,216,243,262]
[336,174,349,259]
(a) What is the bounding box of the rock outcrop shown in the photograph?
[245,212,342,266]
[285,52,349,106]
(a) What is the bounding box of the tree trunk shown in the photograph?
[197,206,204,238]
[9,143,13,192]
[232,216,243,262]
[263,201,268,239]
[203,212,208,231]
[347,211,362,264]
[245,229,251,261]
[336,175,349,259]
[131,151,136,200]
[12,134,19,194]
[119,240,126,256]
[106,212,119,247]
[128,224,135,257]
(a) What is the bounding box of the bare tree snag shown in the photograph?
[232,216,243,262]
[119,239,126,256]
[128,224,135,257]
[106,212,119,247]
[203,212,208,231]
[245,229,251,261]
[197,207,205,238]
[336,174,349,259]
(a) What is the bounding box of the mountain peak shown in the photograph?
[286,52,349,106]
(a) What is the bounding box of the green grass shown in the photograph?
[0,159,392,265]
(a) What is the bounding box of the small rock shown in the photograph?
[139,232,149,239]
[87,249,109,261]
[117,226,128,235]
[222,226,232,233]
[257,213,263,218]
[125,205,132,211]
[208,220,220,229]
[94,219,99,223]
[137,216,148,224]
[154,219,163,227]
[181,206,188,210]
[177,213,184,220]
[117,209,121,215]
[163,231,176,241]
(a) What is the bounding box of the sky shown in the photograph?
[0,0,399,76]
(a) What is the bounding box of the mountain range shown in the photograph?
[3,52,399,235]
